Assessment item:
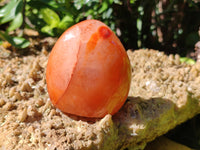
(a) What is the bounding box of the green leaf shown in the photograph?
[39,0,59,8]
[73,0,84,10]
[113,0,122,4]
[0,0,23,24]
[58,15,74,30]
[108,0,114,4]
[40,8,60,28]
[85,9,94,16]
[180,57,196,65]
[7,12,23,32]
[41,25,54,36]
[102,8,113,19]
[0,0,17,17]
[12,37,30,48]
[130,0,137,4]
[98,1,108,14]
[137,18,142,31]
[0,31,30,48]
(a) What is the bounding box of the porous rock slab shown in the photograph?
[0,49,200,150]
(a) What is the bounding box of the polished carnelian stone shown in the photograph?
[46,20,131,118]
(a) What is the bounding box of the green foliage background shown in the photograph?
[0,0,200,55]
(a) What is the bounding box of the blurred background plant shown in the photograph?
[0,0,118,49]
[0,0,200,56]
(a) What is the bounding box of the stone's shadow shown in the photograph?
[113,96,175,123]
[63,112,102,124]
[63,96,176,124]
[59,94,199,130]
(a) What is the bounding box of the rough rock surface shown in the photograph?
[0,49,200,150]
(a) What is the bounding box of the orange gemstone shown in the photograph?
[46,20,131,118]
